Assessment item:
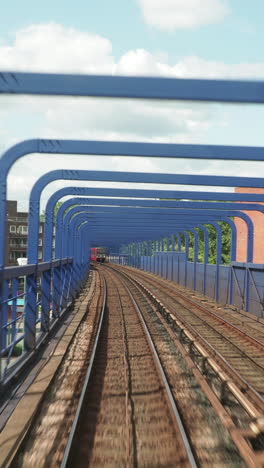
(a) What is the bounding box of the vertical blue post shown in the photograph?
[140,242,143,269]
[166,237,170,279]
[197,225,209,296]
[211,222,222,302]
[41,266,51,331]
[135,242,139,268]
[183,232,189,287]
[229,224,236,306]
[11,278,18,342]
[189,229,199,291]
[222,218,236,306]
[154,239,156,272]
[1,280,9,352]
[177,233,182,252]
[176,233,182,284]
[24,269,37,349]
[157,240,160,276]
[148,240,152,271]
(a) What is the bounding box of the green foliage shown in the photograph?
[3,343,23,357]
[183,222,231,264]
[163,222,231,265]
[40,201,64,222]
[158,198,232,264]
[54,201,63,219]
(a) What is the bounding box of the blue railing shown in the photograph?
[0,258,76,382]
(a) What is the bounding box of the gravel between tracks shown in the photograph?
[68,267,190,467]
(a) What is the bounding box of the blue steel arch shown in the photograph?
[54,198,254,261]
[1,138,264,267]
[43,190,245,300]
[1,71,264,379]
[1,142,263,348]
[55,203,253,257]
[43,186,264,262]
[57,203,253,309]
[26,168,263,266]
[55,204,243,291]
[43,202,225,325]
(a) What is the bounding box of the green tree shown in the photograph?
[40,201,63,222]
[186,222,231,264]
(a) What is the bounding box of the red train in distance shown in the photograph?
[90,246,108,263]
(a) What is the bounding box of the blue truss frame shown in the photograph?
[0,70,263,381]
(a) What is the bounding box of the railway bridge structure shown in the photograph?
[0,72,264,467]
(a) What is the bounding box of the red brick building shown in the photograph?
[234,188,264,263]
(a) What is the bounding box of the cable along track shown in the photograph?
[62,265,197,468]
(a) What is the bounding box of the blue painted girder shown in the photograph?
[58,204,253,259]
[1,72,264,104]
[1,141,263,269]
[27,168,263,265]
[43,186,264,261]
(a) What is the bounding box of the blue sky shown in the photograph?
[0,0,263,208]
[2,0,264,62]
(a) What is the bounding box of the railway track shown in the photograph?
[105,263,264,467]
[111,265,264,397]
[7,265,264,467]
[61,265,197,467]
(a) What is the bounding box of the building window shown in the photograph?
[10,225,16,233]
[21,239,27,247]
[10,239,16,247]
[38,250,42,260]
[18,225,28,235]
[38,239,42,246]
[9,251,22,261]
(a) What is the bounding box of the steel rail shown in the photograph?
[150,282,264,372]
[107,265,264,467]
[60,275,107,468]
[109,271,136,466]
[129,277,264,467]
[154,280,264,351]
[137,276,264,408]
[110,266,264,410]
[122,268,264,379]
[107,266,198,468]
[129,267,264,349]
[97,267,137,465]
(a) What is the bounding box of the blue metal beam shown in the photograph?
[1,72,264,104]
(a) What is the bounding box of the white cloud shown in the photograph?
[0,24,215,151]
[0,23,114,74]
[136,0,230,31]
[0,23,263,209]
[165,56,264,79]
[116,49,264,80]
